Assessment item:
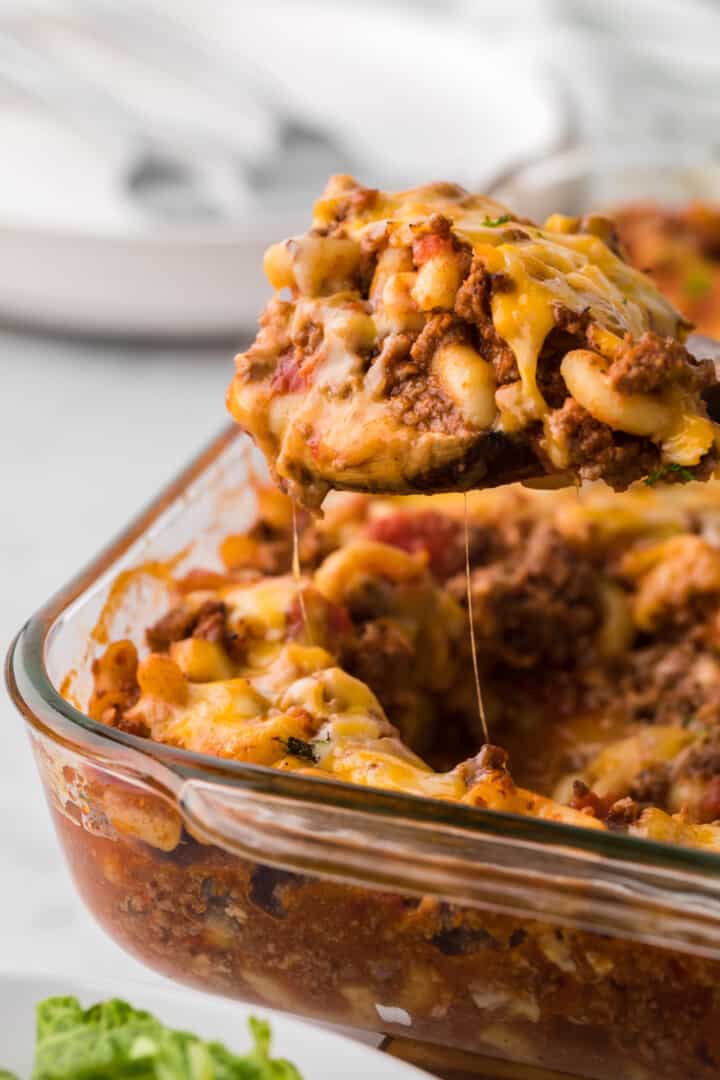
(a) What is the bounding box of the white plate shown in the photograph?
[0,1,564,338]
[0,970,433,1079]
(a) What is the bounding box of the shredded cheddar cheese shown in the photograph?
[87,481,720,854]
[229,176,717,509]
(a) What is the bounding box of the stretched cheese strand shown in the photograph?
[464,493,489,744]
[291,499,313,644]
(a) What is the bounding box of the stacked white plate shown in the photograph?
[0,0,564,338]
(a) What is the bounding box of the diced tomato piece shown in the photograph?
[366,510,464,580]
[700,776,720,823]
[271,350,309,395]
[412,232,455,265]
[569,781,612,820]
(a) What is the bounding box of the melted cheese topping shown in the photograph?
[230,176,715,507]
[632,808,720,851]
[311,179,682,426]
[119,565,588,827]
[90,482,720,853]
[554,725,697,804]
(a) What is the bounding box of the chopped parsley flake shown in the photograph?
[284,736,318,763]
[643,463,695,487]
[482,214,512,227]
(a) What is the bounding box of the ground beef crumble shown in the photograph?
[389,379,465,433]
[628,764,672,808]
[240,299,292,384]
[448,521,601,669]
[605,796,643,831]
[341,620,416,705]
[409,313,467,368]
[543,399,659,488]
[453,258,518,383]
[385,314,468,433]
[146,600,246,662]
[322,183,379,229]
[607,332,715,394]
[682,741,720,781]
[615,636,720,727]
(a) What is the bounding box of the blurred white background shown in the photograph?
[2,0,720,1014]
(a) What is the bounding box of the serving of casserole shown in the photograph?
[228,177,719,507]
[10,178,720,1080]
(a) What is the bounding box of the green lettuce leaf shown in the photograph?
[32,996,302,1080]
[0,1070,20,1078]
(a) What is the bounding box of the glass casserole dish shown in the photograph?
[9,426,720,1080]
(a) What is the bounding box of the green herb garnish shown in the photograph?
[481,214,512,227]
[684,268,713,300]
[0,1070,19,1078]
[643,463,695,487]
[31,997,302,1079]
[284,736,318,763]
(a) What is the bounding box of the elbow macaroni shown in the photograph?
[230,176,716,507]
[87,481,720,856]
